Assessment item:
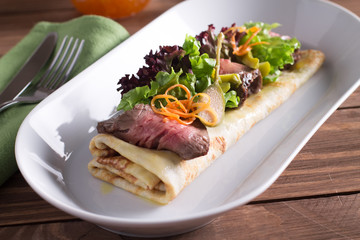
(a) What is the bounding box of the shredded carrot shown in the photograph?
[223,26,246,34]
[226,25,270,56]
[150,84,218,126]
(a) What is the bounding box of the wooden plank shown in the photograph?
[257,107,360,201]
[1,193,359,239]
[210,193,360,240]
[0,0,358,230]
[0,173,75,227]
[339,88,360,109]
[0,0,73,14]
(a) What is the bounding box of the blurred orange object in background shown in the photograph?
[71,0,151,19]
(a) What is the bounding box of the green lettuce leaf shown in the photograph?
[156,68,183,93]
[117,81,159,111]
[224,90,240,108]
[183,34,201,57]
[183,35,216,92]
[118,68,187,111]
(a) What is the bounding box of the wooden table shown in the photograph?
[1,0,359,239]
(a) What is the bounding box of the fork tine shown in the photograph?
[45,37,74,88]
[62,39,85,83]
[51,38,85,89]
[37,36,84,90]
[37,35,69,87]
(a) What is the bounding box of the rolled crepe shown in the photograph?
[88,49,325,204]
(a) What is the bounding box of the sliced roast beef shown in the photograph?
[219,59,262,106]
[97,104,210,160]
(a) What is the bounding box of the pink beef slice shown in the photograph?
[97,104,210,160]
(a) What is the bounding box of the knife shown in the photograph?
[0,32,58,103]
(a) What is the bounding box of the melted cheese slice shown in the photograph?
[88,49,325,205]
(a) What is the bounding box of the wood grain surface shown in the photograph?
[0,0,359,239]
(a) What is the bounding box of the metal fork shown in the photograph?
[0,36,85,112]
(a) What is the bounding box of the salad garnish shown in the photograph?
[116,21,301,126]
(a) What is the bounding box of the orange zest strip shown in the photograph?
[150,84,218,126]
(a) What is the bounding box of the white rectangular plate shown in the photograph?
[15,0,360,237]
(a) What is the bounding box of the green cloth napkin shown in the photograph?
[0,15,129,186]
